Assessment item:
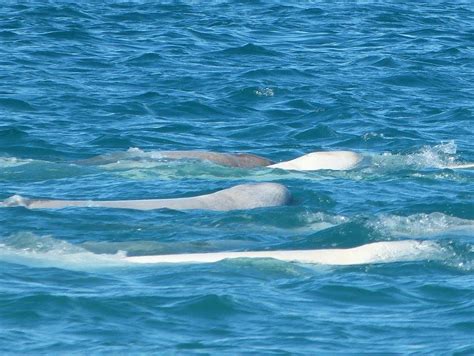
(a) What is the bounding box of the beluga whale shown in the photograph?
[1,182,291,211]
[267,151,363,171]
[80,149,364,171]
[124,240,441,266]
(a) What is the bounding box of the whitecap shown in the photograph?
[367,212,474,238]
[0,232,128,270]
[369,141,467,170]
[0,156,34,168]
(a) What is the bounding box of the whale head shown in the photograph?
[204,182,292,211]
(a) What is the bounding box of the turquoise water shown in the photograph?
[1,1,473,353]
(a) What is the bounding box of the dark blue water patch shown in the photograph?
[0,127,75,160]
[239,67,316,81]
[0,30,19,40]
[216,43,281,57]
[122,52,162,66]
[293,124,338,140]
[285,221,378,250]
[42,29,94,42]
[0,98,36,111]
[353,55,400,68]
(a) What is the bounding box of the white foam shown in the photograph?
[0,157,34,168]
[297,212,349,232]
[368,212,474,238]
[370,141,472,170]
[0,195,30,208]
[127,147,146,155]
[255,87,274,97]
[0,233,127,270]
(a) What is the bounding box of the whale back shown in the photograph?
[269,151,362,171]
[1,183,291,211]
[77,150,273,168]
[125,240,441,265]
[160,151,273,168]
[197,182,291,210]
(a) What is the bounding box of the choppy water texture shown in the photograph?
[1,1,474,354]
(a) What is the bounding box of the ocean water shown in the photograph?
[1,1,473,353]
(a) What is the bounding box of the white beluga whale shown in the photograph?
[79,149,364,171]
[268,151,363,171]
[124,240,441,265]
[0,238,441,270]
[0,182,291,211]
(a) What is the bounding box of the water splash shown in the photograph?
[370,141,461,170]
[0,156,34,168]
[0,232,128,270]
[367,212,474,238]
[255,88,274,97]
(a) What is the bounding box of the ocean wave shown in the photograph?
[0,233,127,270]
[367,212,474,238]
[164,294,240,317]
[0,98,36,111]
[0,156,34,168]
[217,43,280,56]
[368,141,467,170]
[297,211,349,233]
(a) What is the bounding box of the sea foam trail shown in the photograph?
[126,240,442,265]
[0,233,443,270]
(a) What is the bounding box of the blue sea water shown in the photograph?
[1,1,473,353]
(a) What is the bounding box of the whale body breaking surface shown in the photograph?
[0,237,443,270]
[80,149,364,171]
[125,240,442,265]
[1,183,291,211]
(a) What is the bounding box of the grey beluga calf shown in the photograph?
[1,183,291,211]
